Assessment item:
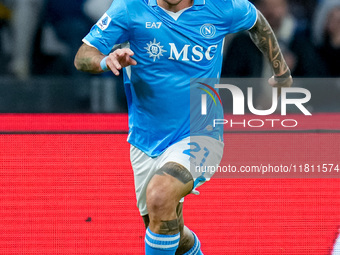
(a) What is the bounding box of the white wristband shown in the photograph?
[100,56,109,72]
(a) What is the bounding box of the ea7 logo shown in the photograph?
[146,22,162,29]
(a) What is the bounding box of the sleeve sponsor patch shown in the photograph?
[96,13,111,31]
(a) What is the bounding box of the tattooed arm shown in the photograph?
[248,10,293,89]
[74,43,105,73]
[74,43,137,76]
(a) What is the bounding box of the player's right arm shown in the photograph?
[74,44,137,76]
[74,0,132,75]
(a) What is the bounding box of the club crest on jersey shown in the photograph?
[200,24,216,38]
[145,38,167,61]
[97,13,111,31]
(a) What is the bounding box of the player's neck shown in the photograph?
[157,0,193,13]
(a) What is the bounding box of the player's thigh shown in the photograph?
[132,148,193,216]
[130,145,160,216]
[146,162,193,211]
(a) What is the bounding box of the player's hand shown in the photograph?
[106,48,137,76]
[268,75,293,98]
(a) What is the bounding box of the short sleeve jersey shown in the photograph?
[83,0,257,157]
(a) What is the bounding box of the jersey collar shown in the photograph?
[148,0,205,7]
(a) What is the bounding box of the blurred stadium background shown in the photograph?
[0,0,339,254]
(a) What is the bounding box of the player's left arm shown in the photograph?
[248,10,293,91]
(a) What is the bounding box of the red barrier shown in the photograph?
[0,114,339,254]
[0,113,339,132]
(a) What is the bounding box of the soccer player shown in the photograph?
[74,0,292,254]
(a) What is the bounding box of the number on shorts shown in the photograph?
[183,142,201,159]
[183,142,210,166]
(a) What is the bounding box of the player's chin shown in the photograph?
[163,0,184,6]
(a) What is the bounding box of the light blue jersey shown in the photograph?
[83,0,257,157]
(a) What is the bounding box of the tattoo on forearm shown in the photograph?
[249,11,289,76]
[75,44,104,73]
[77,57,95,72]
[155,162,193,185]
